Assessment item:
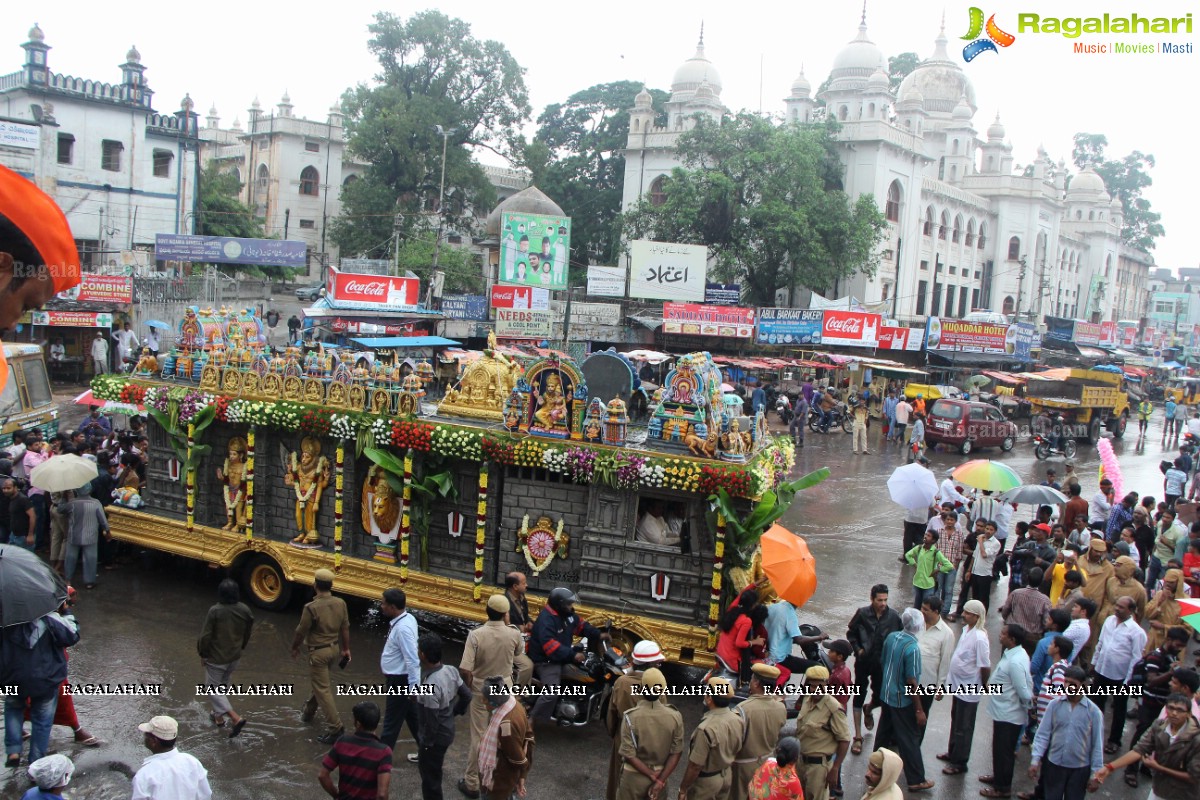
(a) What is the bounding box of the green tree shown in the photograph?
[888,52,920,92]
[394,234,483,295]
[1072,132,1164,252]
[621,115,887,305]
[331,10,531,261]
[197,164,294,280]
[525,81,669,276]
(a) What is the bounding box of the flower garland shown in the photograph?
[564,447,596,484]
[300,409,334,438]
[392,421,433,451]
[334,443,345,569]
[399,450,413,581]
[185,423,195,534]
[473,463,489,601]
[431,426,483,461]
[244,426,255,540]
[517,514,567,576]
[541,447,568,474]
[330,413,359,441]
[708,512,727,648]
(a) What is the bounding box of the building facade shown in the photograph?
[621,18,1155,328]
[0,25,199,268]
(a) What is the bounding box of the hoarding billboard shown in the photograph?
[57,274,133,304]
[490,285,549,311]
[440,295,488,320]
[628,240,707,302]
[155,234,308,268]
[662,303,753,338]
[821,310,880,348]
[755,308,823,345]
[328,266,420,307]
[494,309,552,338]
[497,212,571,290]
[586,266,625,297]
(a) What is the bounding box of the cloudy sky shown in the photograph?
[4,0,1194,269]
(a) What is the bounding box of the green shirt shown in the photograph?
[905,544,953,589]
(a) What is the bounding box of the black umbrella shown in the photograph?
[0,546,68,627]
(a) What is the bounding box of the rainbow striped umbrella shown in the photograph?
[951,459,1022,493]
[1179,598,1200,634]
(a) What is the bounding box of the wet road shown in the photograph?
[1,415,1192,800]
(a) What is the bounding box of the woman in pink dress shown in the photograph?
[748,737,804,800]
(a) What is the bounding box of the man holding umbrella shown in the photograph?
[0,550,80,768]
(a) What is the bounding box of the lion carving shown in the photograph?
[684,429,718,458]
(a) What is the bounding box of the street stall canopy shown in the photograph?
[1163,361,1186,370]
[981,370,1027,385]
[350,336,461,349]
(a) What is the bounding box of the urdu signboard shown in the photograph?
[155,234,308,268]
[628,240,707,302]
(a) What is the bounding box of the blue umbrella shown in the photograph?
[144,320,172,331]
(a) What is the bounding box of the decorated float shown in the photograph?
[93,313,819,665]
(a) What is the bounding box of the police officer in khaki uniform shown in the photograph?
[617,667,684,800]
[677,677,744,800]
[606,641,667,800]
[456,593,524,799]
[289,568,350,742]
[794,666,851,800]
[730,663,788,800]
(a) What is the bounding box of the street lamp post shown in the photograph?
[430,125,458,309]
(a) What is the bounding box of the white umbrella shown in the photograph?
[29,454,99,493]
[999,484,1068,506]
[887,463,938,510]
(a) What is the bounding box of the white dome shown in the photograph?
[126,45,141,63]
[867,69,890,91]
[827,22,886,91]
[896,25,977,115]
[952,94,973,120]
[987,113,1005,140]
[790,69,811,98]
[27,24,45,42]
[635,86,653,107]
[671,33,722,97]
[1066,167,1109,202]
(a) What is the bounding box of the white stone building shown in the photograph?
[621,18,1154,326]
[0,25,199,267]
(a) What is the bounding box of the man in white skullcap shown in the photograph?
[26,754,74,799]
[605,640,666,800]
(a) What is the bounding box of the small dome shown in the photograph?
[952,94,972,120]
[251,97,261,110]
[827,21,886,91]
[1065,167,1109,202]
[790,68,811,97]
[1110,195,1122,209]
[329,101,344,115]
[484,186,565,237]
[898,85,924,110]
[896,22,977,115]
[634,86,653,108]
[987,113,1005,140]
[208,104,218,116]
[126,45,141,63]
[694,80,716,101]
[867,69,889,91]
[231,116,243,131]
[180,93,194,113]
[27,23,44,42]
[280,90,291,104]
[671,32,723,96]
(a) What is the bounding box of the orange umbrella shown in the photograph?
[760,524,817,608]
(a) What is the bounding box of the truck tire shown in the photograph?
[1087,418,1102,445]
[1111,414,1128,439]
[241,554,294,611]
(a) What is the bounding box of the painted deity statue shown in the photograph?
[722,419,750,456]
[216,437,248,532]
[361,465,401,543]
[134,346,158,375]
[533,373,568,430]
[284,437,330,544]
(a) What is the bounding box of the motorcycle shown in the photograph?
[808,405,853,434]
[776,395,794,426]
[1182,432,1198,457]
[536,637,630,727]
[701,623,831,694]
[1033,433,1077,460]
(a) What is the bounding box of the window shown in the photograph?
[916,281,928,315]
[305,141,320,153]
[966,219,976,247]
[939,212,949,240]
[958,288,968,318]
[932,283,942,315]
[932,400,963,420]
[257,164,269,191]
[971,288,980,309]
[920,260,929,271]
[343,174,359,189]
[952,215,962,243]
[1007,236,1021,260]
[977,223,987,250]
[924,207,934,236]
[1002,296,1015,316]
[649,175,667,207]
[885,181,901,222]
[298,219,315,229]
[945,286,956,317]
[19,359,52,410]
[974,271,981,279]
[949,266,957,276]
[935,261,943,274]
[299,166,319,196]
[229,167,241,184]
[101,140,123,171]
[152,149,173,178]
[56,133,74,165]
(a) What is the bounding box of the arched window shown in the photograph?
[952,139,960,154]
[950,165,957,181]
[952,214,963,243]
[977,222,987,249]
[868,102,876,118]
[299,166,319,196]
[228,167,241,185]
[924,207,935,236]
[1088,210,1095,220]
[1007,236,1021,260]
[839,105,848,121]
[649,175,668,207]
[633,118,640,132]
[885,181,901,222]
[1002,296,1016,316]
[1076,209,1082,220]
[986,155,995,171]
[966,218,976,247]
[256,164,269,192]
[343,174,359,189]
[939,211,949,240]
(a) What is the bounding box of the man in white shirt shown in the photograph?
[937,470,969,508]
[1088,478,1114,531]
[131,715,211,800]
[1188,412,1200,438]
[967,521,1002,612]
[916,596,956,741]
[1062,599,1095,666]
[893,397,913,447]
[49,338,65,361]
[1091,596,1147,753]
[90,332,109,375]
[146,328,161,354]
[380,587,421,755]
[635,502,679,546]
[112,322,139,369]
[939,599,991,773]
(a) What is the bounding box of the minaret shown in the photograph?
[784,66,815,124]
[629,86,655,139]
[277,91,293,118]
[22,23,49,87]
[205,104,220,129]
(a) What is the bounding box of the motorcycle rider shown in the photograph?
[1047,410,1067,453]
[819,388,838,434]
[528,588,610,726]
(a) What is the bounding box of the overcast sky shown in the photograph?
[4,1,1193,270]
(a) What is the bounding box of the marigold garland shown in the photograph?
[334,443,345,569]
[708,512,726,649]
[399,450,413,581]
[473,463,489,601]
[185,423,196,534]
[244,426,256,540]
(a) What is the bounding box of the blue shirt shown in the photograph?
[1029,630,1057,690]
[882,396,898,421]
[879,630,921,708]
[1031,696,1105,771]
[22,790,65,800]
[751,387,766,412]
[988,645,1034,724]
[765,600,801,664]
[381,611,419,685]
[1166,400,1178,419]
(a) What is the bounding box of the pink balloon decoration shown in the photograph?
[1097,437,1123,499]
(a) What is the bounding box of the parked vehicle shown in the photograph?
[294,285,323,301]
[925,398,1018,455]
[1025,368,1129,444]
[776,394,794,425]
[0,344,59,447]
[1163,376,1200,406]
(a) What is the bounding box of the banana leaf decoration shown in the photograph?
[707,467,830,570]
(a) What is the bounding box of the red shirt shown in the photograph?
[828,661,853,712]
[716,615,755,669]
[1061,496,1089,532]
[322,732,392,800]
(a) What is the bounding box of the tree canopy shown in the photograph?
[621,114,886,306]
[523,81,668,280]
[888,52,920,91]
[197,164,294,280]
[330,10,531,261]
[1071,132,1164,252]
[394,234,482,295]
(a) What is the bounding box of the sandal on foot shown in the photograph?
[979,790,1010,798]
[209,713,227,728]
[936,752,953,762]
[979,776,996,785]
[942,766,967,775]
[863,709,875,731]
[1124,774,1138,788]
[851,737,864,755]
[908,781,935,792]
[229,719,247,738]
[1104,742,1119,755]
[74,729,101,747]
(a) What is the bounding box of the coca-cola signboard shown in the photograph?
[489,284,549,311]
[877,325,924,351]
[328,266,420,307]
[821,310,880,347]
